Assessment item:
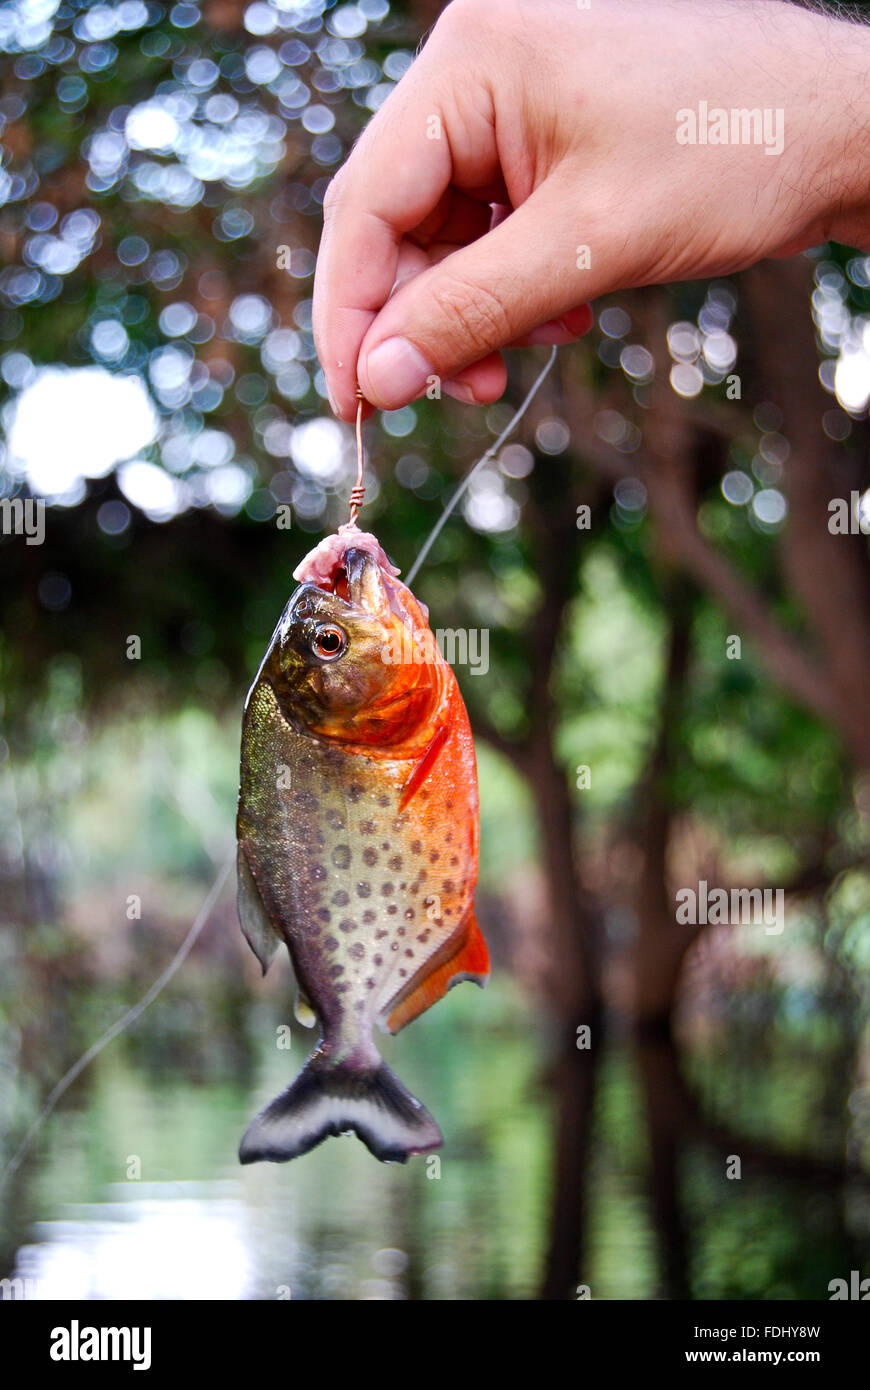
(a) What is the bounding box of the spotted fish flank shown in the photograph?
[236,527,488,1164]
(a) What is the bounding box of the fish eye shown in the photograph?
[311,623,348,662]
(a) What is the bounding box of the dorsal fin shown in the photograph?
[384,910,489,1034]
[399,723,449,812]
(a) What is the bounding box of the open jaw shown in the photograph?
[292,527,427,626]
[292,527,400,595]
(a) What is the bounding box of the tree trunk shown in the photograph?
[631,585,698,1029]
[746,258,870,770]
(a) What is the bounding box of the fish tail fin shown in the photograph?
[238,1053,442,1165]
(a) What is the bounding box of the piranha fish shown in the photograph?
[236,525,488,1164]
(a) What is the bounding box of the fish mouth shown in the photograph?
[290,532,426,627]
[293,530,400,595]
[316,547,401,623]
[324,550,361,605]
[296,545,376,608]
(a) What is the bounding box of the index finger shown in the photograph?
[312,71,453,421]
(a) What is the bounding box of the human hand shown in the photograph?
[313,0,870,420]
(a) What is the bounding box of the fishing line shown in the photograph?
[0,850,234,1190]
[347,384,366,527]
[347,348,557,578]
[405,346,558,587]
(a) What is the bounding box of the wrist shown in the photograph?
[796,12,870,251]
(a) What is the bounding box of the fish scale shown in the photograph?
[236,534,488,1164]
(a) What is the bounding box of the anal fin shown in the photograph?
[385,910,489,1034]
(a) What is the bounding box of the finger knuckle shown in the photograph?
[439,0,501,38]
[434,276,512,356]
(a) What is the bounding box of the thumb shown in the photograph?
[357,182,595,411]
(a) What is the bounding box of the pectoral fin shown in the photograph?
[237,846,281,975]
[399,724,449,812]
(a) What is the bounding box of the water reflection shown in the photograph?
[4,990,870,1301]
[16,1184,254,1300]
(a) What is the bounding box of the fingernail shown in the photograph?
[442,378,477,404]
[363,337,433,409]
[563,304,594,336]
